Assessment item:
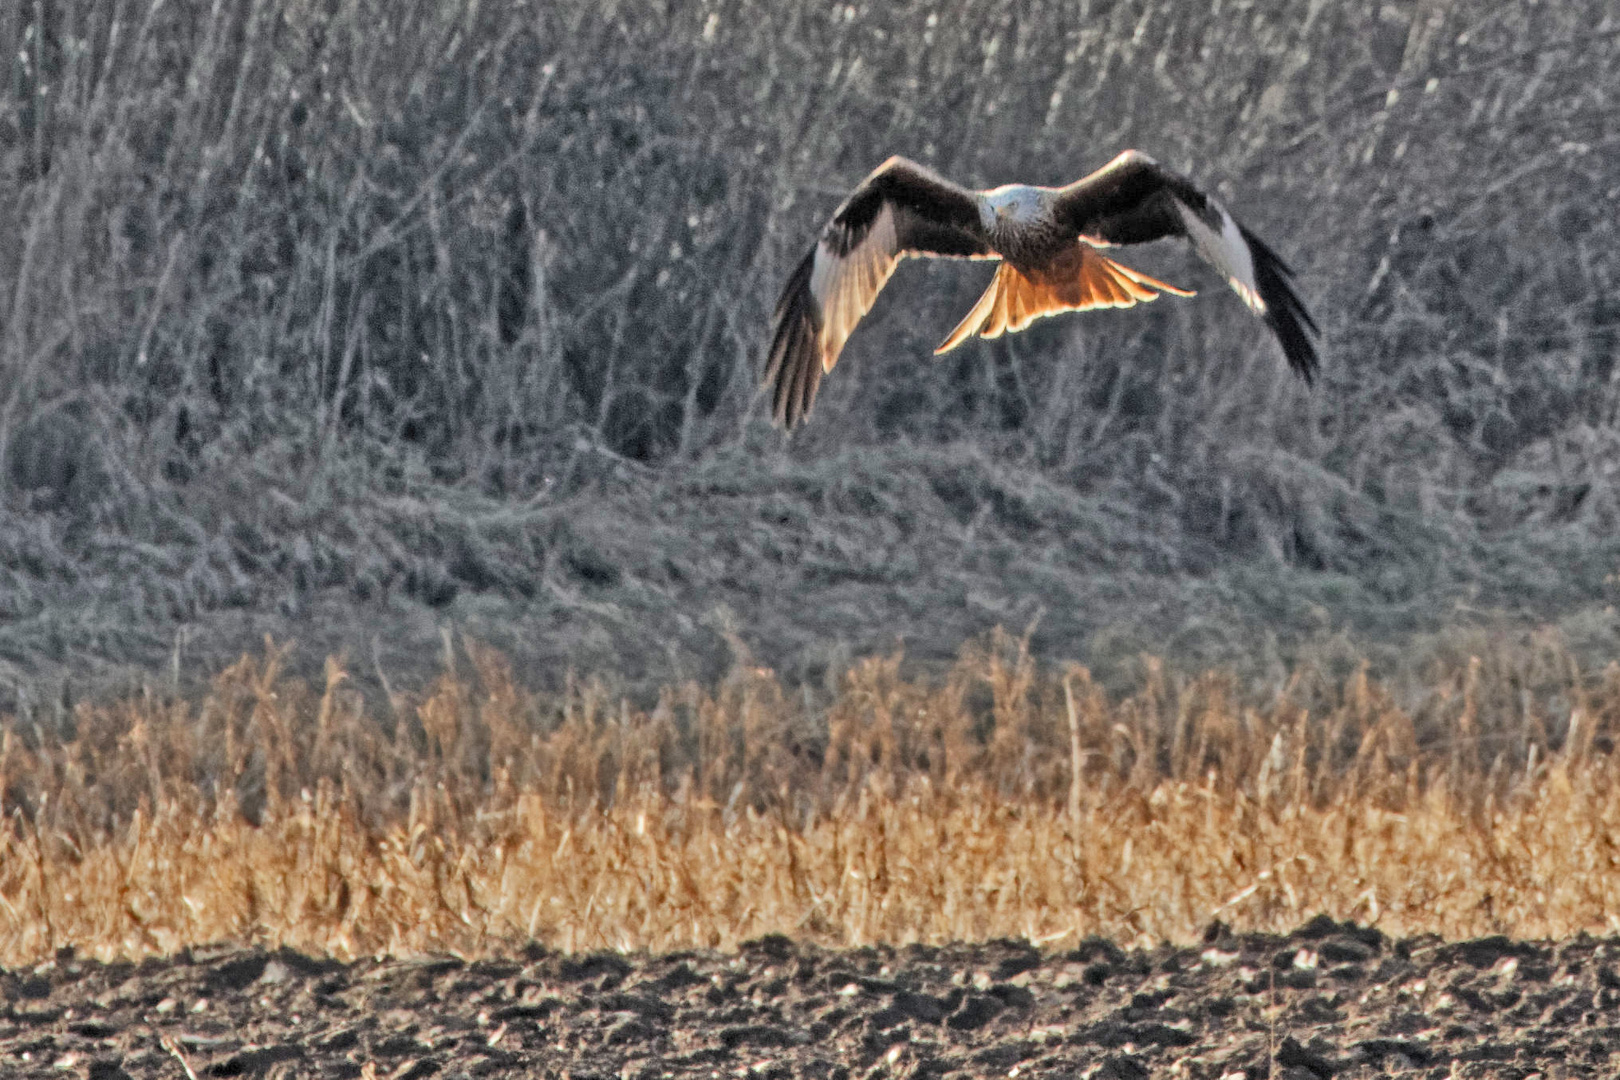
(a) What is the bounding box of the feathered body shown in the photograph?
[764,151,1319,429]
[979,186,1069,267]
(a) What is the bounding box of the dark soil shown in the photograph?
[5,921,1616,1078]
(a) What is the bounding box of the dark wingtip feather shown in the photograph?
[1240,224,1320,384]
[763,250,823,430]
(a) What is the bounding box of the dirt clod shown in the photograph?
[5,928,1613,1077]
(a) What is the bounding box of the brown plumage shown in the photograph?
[763,151,1319,429]
[935,244,1195,354]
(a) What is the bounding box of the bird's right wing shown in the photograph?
[1050,150,1320,382]
[765,156,993,429]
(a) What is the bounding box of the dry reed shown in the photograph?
[4,630,1620,966]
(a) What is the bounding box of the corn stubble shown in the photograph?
[3,632,1619,966]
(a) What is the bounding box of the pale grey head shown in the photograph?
[978,184,1045,227]
[977,184,1063,265]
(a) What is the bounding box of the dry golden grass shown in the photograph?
[5,630,1620,966]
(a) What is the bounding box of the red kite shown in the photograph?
[765,151,1318,428]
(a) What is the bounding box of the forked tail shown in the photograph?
[935,245,1194,354]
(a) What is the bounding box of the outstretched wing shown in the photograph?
[766,156,993,429]
[1050,150,1320,382]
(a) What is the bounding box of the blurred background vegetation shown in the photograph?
[1,0,1619,709]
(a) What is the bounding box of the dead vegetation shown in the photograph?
[2,0,1620,703]
[5,630,1620,967]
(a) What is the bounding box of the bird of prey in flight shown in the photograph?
[764,150,1318,429]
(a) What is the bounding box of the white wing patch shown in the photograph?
[1175,199,1266,315]
[807,203,902,373]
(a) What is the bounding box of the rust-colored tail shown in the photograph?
[935,244,1194,354]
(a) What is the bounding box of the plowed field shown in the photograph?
[5,920,1614,1079]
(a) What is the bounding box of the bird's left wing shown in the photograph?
[1050,150,1320,382]
[766,156,992,429]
